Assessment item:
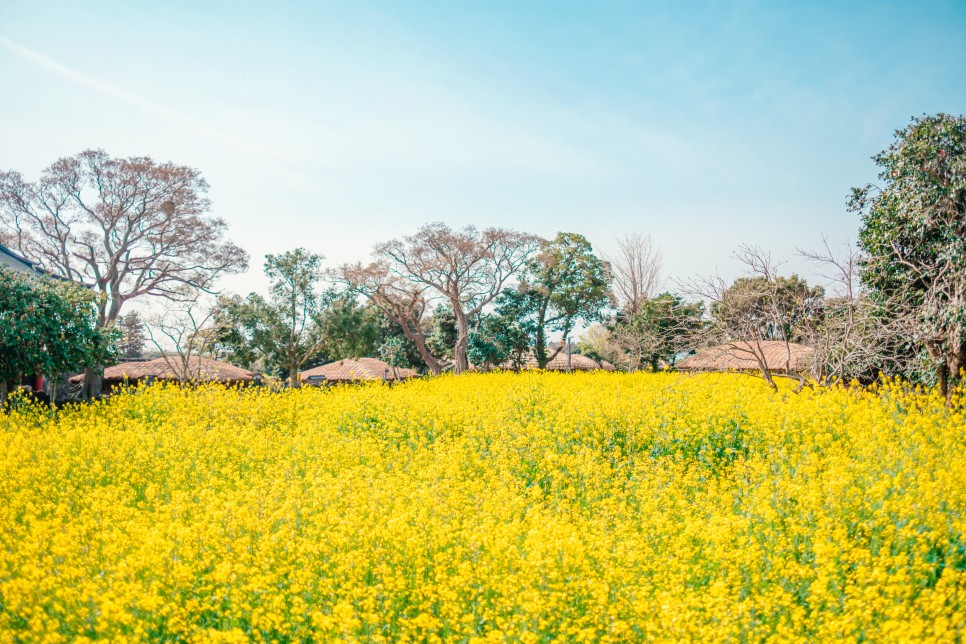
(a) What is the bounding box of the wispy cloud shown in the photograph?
[0,36,290,162]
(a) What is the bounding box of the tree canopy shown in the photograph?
[0,269,118,403]
[477,232,611,369]
[214,249,327,387]
[336,261,446,374]
[853,113,966,400]
[375,223,542,373]
[117,312,146,361]
[0,149,248,397]
[0,150,248,326]
[614,293,704,372]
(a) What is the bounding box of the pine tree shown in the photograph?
[118,312,146,360]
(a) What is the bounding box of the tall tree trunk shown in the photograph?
[0,381,7,407]
[415,340,444,374]
[48,373,59,407]
[83,368,103,401]
[951,340,966,406]
[534,301,550,369]
[289,362,300,388]
[392,320,444,374]
[453,310,471,374]
[535,323,548,369]
[937,361,949,405]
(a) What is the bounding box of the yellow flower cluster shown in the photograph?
[1,373,964,642]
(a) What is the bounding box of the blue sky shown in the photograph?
[1,0,964,295]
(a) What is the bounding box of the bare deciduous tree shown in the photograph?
[798,239,922,385]
[147,299,224,383]
[335,261,447,374]
[683,246,822,391]
[607,232,663,316]
[0,149,248,395]
[609,324,658,371]
[374,223,543,374]
[0,150,248,324]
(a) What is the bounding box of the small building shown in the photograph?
[71,356,256,391]
[0,242,46,275]
[500,352,615,372]
[676,341,814,374]
[300,358,418,385]
[528,352,615,372]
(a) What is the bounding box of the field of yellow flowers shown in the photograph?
[1,372,964,642]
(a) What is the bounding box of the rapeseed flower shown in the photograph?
[0,373,963,641]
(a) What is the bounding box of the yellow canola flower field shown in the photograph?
[1,372,965,643]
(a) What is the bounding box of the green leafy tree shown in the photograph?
[212,293,270,373]
[378,337,406,375]
[376,314,426,371]
[117,311,146,360]
[426,305,459,364]
[468,302,532,371]
[852,113,966,401]
[0,269,118,403]
[0,150,248,397]
[484,233,611,369]
[614,293,704,371]
[375,223,542,373]
[335,261,446,374]
[714,274,823,344]
[214,249,326,387]
[316,295,383,362]
[530,233,612,368]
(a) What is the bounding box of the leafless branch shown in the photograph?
[605,232,663,315]
[146,298,224,383]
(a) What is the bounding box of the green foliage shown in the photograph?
[852,113,966,395]
[854,114,966,297]
[479,232,611,368]
[618,293,705,371]
[0,269,118,392]
[468,296,532,370]
[315,295,383,361]
[426,305,458,363]
[217,260,429,377]
[529,233,612,367]
[714,275,823,343]
[213,249,327,384]
[213,292,283,374]
[117,311,146,360]
[378,336,406,369]
[375,315,425,371]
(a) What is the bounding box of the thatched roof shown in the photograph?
[501,352,615,372]
[676,341,814,373]
[73,356,256,383]
[300,358,418,383]
[536,352,615,372]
